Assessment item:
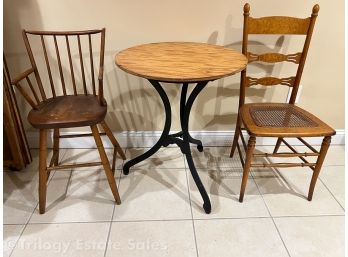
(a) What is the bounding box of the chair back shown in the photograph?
[18,29,106,109]
[239,4,319,107]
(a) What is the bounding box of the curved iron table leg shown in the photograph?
[123,80,172,175]
[182,81,211,214]
[180,83,188,129]
[180,83,203,152]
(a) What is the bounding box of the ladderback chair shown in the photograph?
[230,4,335,202]
[9,28,126,214]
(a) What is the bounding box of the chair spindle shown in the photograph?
[25,76,40,104]
[40,35,56,98]
[65,35,77,95]
[88,34,96,95]
[53,35,66,95]
[77,35,88,95]
[14,83,37,109]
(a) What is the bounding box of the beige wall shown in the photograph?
[4,0,344,133]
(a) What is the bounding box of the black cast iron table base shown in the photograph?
[123,80,211,214]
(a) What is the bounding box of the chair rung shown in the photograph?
[59,132,106,139]
[251,162,316,168]
[253,152,319,158]
[297,137,319,153]
[47,161,102,171]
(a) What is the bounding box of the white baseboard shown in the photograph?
[26,130,345,149]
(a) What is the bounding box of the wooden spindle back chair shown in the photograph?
[10,28,126,214]
[230,4,336,202]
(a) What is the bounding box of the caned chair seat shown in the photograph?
[240,103,335,137]
[28,95,107,129]
[230,4,335,203]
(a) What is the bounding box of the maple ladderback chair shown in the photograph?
[9,28,126,214]
[230,4,335,202]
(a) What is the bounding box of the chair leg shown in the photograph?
[273,137,283,154]
[39,129,48,214]
[111,148,117,175]
[239,136,256,202]
[53,128,59,166]
[230,115,242,157]
[308,136,331,201]
[100,121,126,160]
[47,128,59,181]
[91,125,121,204]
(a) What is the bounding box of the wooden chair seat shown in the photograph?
[9,29,126,214]
[240,103,335,137]
[28,95,107,129]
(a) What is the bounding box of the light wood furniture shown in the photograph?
[230,4,335,202]
[116,42,247,82]
[116,42,247,213]
[10,29,126,214]
[4,56,32,170]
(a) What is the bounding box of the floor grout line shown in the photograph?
[183,153,200,257]
[6,213,346,226]
[8,149,69,257]
[7,147,345,256]
[9,202,40,257]
[253,177,292,257]
[103,149,126,257]
[318,177,345,211]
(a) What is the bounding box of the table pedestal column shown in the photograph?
[123,80,211,214]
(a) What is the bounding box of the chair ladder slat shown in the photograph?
[53,35,66,95]
[247,52,302,64]
[246,76,295,87]
[77,35,88,95]
[88,34,96,95]
[40,35,56,97]
[65,35,77,95]
[25,77,40,104]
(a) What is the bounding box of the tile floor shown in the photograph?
[3,145,345,257]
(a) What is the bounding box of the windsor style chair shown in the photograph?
[230,4,335,202]
[10,28,126,214]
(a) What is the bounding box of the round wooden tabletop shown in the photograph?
[115,42,247,83]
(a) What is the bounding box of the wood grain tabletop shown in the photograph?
[115,42,247,82]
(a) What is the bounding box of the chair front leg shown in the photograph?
[239,136,256,202]
[39,129,48,214]
[53,128,60,166]
[91,125,121,204]
[100,121,126,160]
[308,136,331,201]
[230,115,242,158]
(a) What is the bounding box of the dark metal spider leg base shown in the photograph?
[122,80,172,175]
[122,79,211,214]
[180,83,204,152]
[181,81,211,213]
